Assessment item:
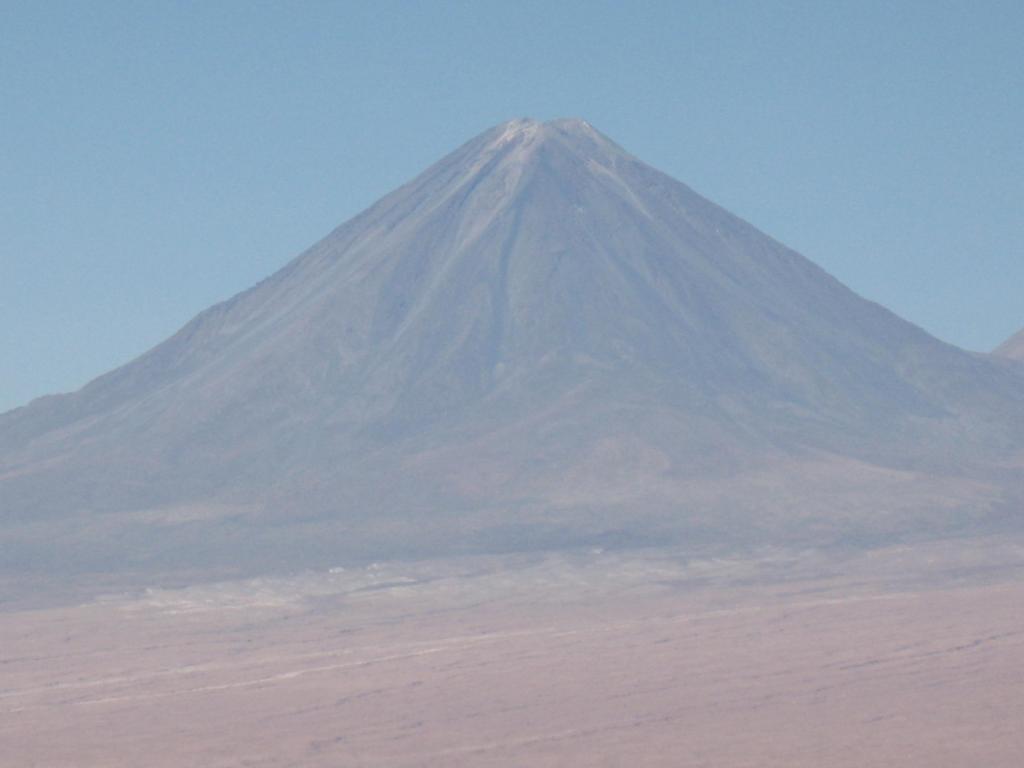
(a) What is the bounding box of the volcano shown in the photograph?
[3,118,1023,580]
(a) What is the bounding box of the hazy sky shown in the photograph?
[2,0,1022,413]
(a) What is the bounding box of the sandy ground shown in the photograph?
[2,540,1024,767]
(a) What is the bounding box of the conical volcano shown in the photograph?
[3,118,1023,578]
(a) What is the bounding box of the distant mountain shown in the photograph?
[2,118,1023,582]
[995,328,1024,361]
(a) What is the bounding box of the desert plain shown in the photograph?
[3,537,1023,767]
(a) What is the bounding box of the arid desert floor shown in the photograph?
[3,538,1024,767]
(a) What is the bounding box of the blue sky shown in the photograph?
[2,0,1022,413]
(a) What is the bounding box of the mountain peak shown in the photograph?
[489,116,597,135]
[481,117,621,159]
[996,327,1024,360]
[544,116,600,134]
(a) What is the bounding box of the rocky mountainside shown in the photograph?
[3,118,1023,580]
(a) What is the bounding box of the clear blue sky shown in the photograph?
[2,0,1022,413]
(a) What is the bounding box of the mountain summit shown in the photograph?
[3,119,1023,580]
[996,328,1024,361]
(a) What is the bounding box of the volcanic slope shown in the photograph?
[996,328,1024,361]
[2,118,1023,578]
